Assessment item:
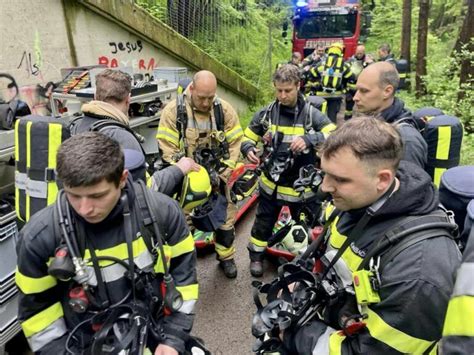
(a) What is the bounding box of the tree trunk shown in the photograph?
[453,0,471,55]
[416,0,429,98]
[458,0,474,102]
[401,0,412,70]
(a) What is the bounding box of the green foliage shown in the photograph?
[368,0,473,164]
[137,0,291,95]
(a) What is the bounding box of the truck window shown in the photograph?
[295,13,357,39]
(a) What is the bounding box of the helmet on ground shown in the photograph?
[191,193,228,232]
[180,167,212,212]
[327,42,344,56]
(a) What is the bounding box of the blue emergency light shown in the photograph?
[295,0,308,7]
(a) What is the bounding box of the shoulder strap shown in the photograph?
[90,119,147,157]
[358,210,458,271]
[133,180,161,255]
[213,97,224,132]
[176,94,187,139]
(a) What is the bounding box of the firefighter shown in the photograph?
[347,44,374,78]
[156,70,243,278]
[282,117,460,354]
[377,43,397,66]
[15,133,198,355]
[71,69,143,154]
[304,42,356,123]
[353,62,427,168]
[241,64,335,277]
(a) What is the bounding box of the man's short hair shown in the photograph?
[273,64,301,85]
[378,64,400,93]
[57,132,124,187]
[95,69,132,103]
[320,117,403,172]
[378,43,391,53]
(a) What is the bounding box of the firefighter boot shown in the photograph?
[250,260,263,278]
[219,258,237,279]
[215,229,237,278]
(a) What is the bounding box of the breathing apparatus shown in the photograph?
[48,185,183,354]
[252,179,398,354]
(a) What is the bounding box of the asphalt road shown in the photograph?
[193,205,278,355]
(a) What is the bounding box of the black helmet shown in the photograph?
[191,193,228,232]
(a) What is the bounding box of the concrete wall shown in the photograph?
[0,0,257,115]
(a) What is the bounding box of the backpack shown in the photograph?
[439,165,474,249]
[320,54,346,92]
[14,115,145,222]
[402,107,463,187]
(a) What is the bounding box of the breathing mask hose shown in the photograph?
[139,182,184,312]
[121,193,137,302]
[56,191,91,288]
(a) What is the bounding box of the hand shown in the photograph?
[154,344,179,355]
[247,148,260,164]
[175,157,200,175]
[290,137,308,154]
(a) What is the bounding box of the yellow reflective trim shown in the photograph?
[15,119,21,218]
[222,159,236,169]
[321,123,337,135]
[47,123,63,206]
[250,236,267,248]
[436,126,451,160]
[26,120,33,221]
[214,244,236,259]
[261,174,312,198]
[157,126,179,139]
[329,331,345,355]
[270,124,305,136]
[15,268,58,295]
[329,223,363,271]
[433,168,446,188]
[244,127,260,143]
[146,171,152,187]
[321,101,328,114]
[225,125,243,142]
[22,302,64,337]
[443,295,474,337]
[154,245,172,273]
[366,307,434,353]
[83,237,148,266]
[14,119,20,161]
[176,283,199,301]
[170,234,195,258]
[399,73,407,78]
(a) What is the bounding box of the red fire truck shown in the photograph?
[292,0,365,60]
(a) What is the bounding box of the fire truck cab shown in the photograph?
[292,0,363,60]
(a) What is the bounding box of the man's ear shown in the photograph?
[376,168,394,192]
[120,170,129,189]
[383,84,394,99]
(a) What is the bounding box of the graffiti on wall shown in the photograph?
[17,31,44,78]
[109,40,143,54]
[0,73,56,115]
[99,39,157,75]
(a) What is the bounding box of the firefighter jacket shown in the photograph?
[442,200,474,354]
[304,54,357,96]
[156,90,243,170]
[15,180,198,354]
[75,100,143,155]
[285,161,461,354]
[381,97,428,169]
[241,94,335,203]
